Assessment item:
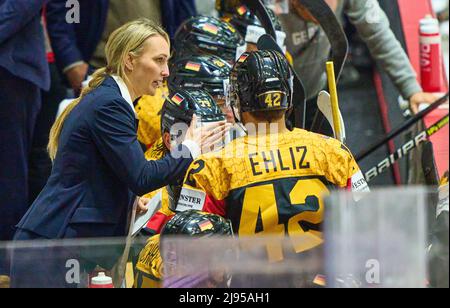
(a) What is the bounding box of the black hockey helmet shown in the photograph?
[173,16,246,63]
[215,0,241,16]
[229,50,293,115]
[218,2,285,45]
[220,3,260,35]
[160,89,225,210]
[168,55,232,99]
[161,87,225,135]
[161,210,233,237]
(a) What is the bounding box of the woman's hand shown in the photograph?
[137,197,150,215]
[185,115,232,155]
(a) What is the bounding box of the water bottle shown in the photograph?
[90,272,114,289]
[419,15,443,93]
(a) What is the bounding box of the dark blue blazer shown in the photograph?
[46,0,197,71]
[0,0,50,90]
[17,76,193,239]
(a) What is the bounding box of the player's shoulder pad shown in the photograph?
[306,131,354,156]
[185,158,208,187]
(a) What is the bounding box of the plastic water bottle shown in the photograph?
[90,272,114,289]
[419,15,443,93]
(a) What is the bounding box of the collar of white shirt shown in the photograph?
[112,75,137,118]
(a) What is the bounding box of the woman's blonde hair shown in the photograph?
[48,18,169,161]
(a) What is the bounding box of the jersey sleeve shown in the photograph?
[322,139,370,201]
[339,144,370,201]
[134,235,163,288]
[346,153,370,197]
[176,157,229,217]
[135,89,166,149]
[142,140,174,234]
[144,187,174,234]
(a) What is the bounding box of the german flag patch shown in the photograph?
[203,23,219,35]
[171,94,185,105]
[313,275,326,287]
[237,5,247,15]
[198,219,214,232]
[238,53,249,63]
[185,62,201,72]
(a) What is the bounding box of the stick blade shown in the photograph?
[257,33,283,54]
[317,90,346,142]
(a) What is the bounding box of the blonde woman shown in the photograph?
[10,19,228,288]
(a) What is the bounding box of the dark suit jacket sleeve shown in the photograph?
[0,0,47,45]
[45,0,84,70]
[90,98,193,196]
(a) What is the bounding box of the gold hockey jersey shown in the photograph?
[134,234,163,288]
[135,86,167,149]
[177,128,369,260]
[142,137,175,234]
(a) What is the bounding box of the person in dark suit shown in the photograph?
[9,18,228,288]
[0,0,50,276]
[45,0,197,94]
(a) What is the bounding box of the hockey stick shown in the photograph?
[243,0,307,129]
[113,193,163,287]
[317,90,346,142]
[257,34,307,129]
[326,61,345,143]
[364,113,449,183]
[298,0,349,133]
[252,0,348,129]
[245,0,349,78]
[298,0,348,82]
[356,93,449,161]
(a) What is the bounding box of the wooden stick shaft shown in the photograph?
[326,61,342,142]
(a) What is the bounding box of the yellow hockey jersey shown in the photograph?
[135,86,167,149]
[177,128,369,260]
[142,138,175,234]
[134,234,163,288]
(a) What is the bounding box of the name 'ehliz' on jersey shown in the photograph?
[177,128,369,260]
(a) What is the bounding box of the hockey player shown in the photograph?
[216,0,287,54]
[143,88,227,235]
[168,55,248,140]
[168,55,234,123]
[134,16,244,150]
[173,16,247,64]
[175,50,370,262]
[134,210,233,288]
